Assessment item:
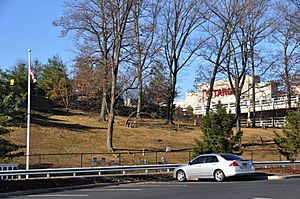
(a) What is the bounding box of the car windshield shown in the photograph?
[220,154,244,161]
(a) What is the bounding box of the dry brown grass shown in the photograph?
[7,111,200,155]
[2,109,293,167]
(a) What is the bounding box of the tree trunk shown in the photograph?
[136,66,142,119]
[99,89,107,121]
[235,90,242,148]
[206,67,218,114]
[106,63,118,152]
[251,43,256,127]
[166,69,173,124]
[107,84,116,152]
[107,109,114,152]
[284,46,292,109]
[134,4,143,120]
[251,74,256,127]
[167,70,177,125]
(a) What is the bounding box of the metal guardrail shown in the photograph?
[0,161,299,180]
[254,161,300,166]
[0,164,182,179]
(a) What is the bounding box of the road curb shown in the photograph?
[267,174,300,180]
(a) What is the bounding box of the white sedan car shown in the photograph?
[174,153,255,182]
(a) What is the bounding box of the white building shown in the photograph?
[175,76,298,116]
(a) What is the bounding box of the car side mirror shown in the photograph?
[188,161,192,165]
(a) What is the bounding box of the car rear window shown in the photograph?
[220,154,244,161]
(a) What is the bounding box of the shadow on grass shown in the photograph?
[31,118,106,132]
[243,142,275,147]
[134,122,196,131]
[32,107,90,117]
[31,113,106,132]
[31,113,67,122]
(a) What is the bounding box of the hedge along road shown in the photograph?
[9,178,300,199]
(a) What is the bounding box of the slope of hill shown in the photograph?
[2,107,287,168]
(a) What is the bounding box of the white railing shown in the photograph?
[240,117,286,128]
[194,96,299,115]
[0,164,18,180]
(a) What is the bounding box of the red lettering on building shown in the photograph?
[204,88,235,98]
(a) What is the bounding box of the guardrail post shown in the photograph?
[156,152,158,164]
[39,155,42,168]
[46,173,50,178]
[80,153,83,167]
[251,150,253,161]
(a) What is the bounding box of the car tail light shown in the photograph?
[229,161,239,167]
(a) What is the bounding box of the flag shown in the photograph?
[10,79,15,86]
[29,69,37,83]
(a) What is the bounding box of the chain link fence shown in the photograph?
[2,149,299,169]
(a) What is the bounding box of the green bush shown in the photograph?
[274,104,300,161]
[194,101,238,156]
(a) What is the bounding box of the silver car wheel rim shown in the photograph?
[215,171,223,181]
[177,171,185,181]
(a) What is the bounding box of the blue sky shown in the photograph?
[0,0,74,68]
[0,0,195,99]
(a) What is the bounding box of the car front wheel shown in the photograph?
[176,170,187,182]
[214,169,225,182]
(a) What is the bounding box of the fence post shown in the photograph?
[279,153,282,161]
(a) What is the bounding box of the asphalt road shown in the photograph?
[8,178,300,199]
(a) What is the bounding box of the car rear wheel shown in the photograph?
[214,169,225,182]
[176,170,187,182]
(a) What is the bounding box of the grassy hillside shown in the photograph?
[8,110,200,154]
[1,108,290,168]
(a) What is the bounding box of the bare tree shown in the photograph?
[73,56,110,114]
[144,62,169,114]
[272,1,300,109]
[223,0,254,147]
[247,0,272,127]
[55,0,134,151]
[197,0,241,114]
[103,0,133,151]
[161,0,206,125]
[54,0,112,121]
[131,0,160,119]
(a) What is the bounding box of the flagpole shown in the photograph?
[26,49,31,176]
